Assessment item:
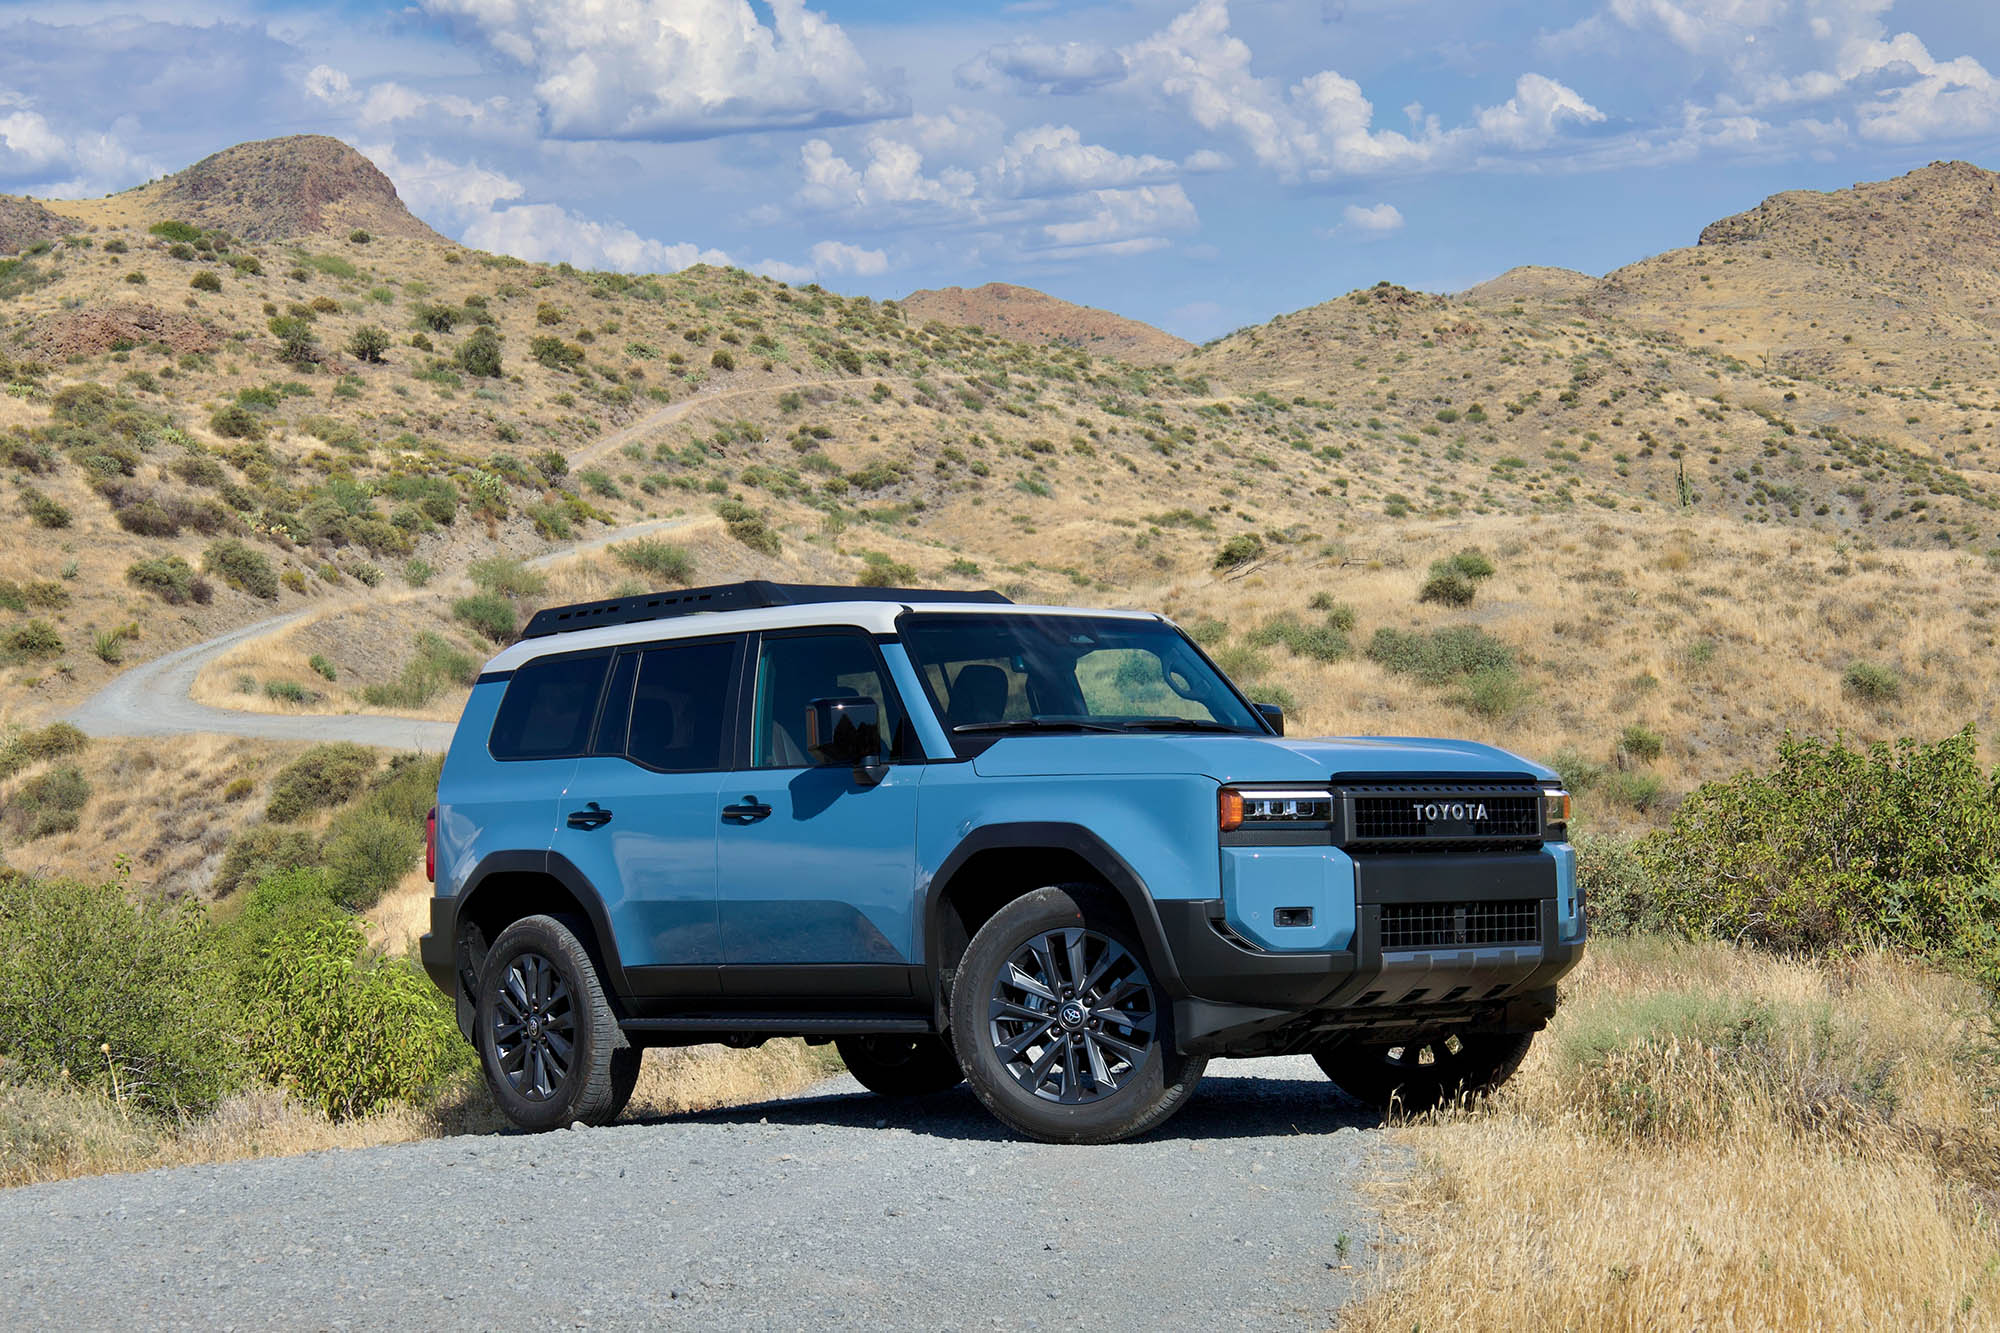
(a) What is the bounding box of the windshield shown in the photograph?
[899,612,1267,746]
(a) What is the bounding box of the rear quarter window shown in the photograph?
[489,653,609,760]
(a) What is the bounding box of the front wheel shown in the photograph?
[951,885,1205,1144]
[835,1034,964,1097]
[1314,1031,1533,1114]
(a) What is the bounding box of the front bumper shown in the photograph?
[1155,851,1584,1055]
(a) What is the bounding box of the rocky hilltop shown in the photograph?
[902,281,1192,365]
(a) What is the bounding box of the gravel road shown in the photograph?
[0,1058,1398,1330]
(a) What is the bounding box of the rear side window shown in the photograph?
[627,638,735,771]
[489,653,609,761]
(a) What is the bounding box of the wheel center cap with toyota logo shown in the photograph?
[1058,1001,1087,1029]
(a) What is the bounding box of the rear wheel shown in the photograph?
[475,915,628,1132]
[1314,1031,1533,1113]
[951,885,1205,1144]
[835,1034,964,1097]
[605,1046,644,1121]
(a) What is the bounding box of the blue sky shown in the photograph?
[3,0,1996,339]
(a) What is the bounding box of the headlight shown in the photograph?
[1542,788,1571,836]
[1219,788,1333,832]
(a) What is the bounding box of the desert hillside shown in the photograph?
[1,138,1998,895]
[902,281,1193,364]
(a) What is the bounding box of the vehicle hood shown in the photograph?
[968,733,1557,784]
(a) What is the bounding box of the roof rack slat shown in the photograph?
[519,581,1011,640]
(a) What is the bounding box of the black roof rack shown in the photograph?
[520,580,1012,640]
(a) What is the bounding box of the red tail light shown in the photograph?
[425,806,437,883]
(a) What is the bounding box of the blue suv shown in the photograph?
[420,581,1582,1143]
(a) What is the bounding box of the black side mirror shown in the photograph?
[1255,702,1285,736]
[806,696,883,778]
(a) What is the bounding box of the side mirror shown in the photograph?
[806,696,882,771]
[1255,702,1285,736]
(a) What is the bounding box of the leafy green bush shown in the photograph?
[1546,745,1605,795]
[1576,833,1662,936]
[360,634,478,711]
[455,326,503,378]
[1843,661,1901,703]
[715,499,780,555]
[467,557,546,598]
[1450,667,1533,719]
[0,722,87,782]
[203,539,278,600]
[19,489,70,529]
[266,743,376,822]
[1213,534,1264,570]
[347,325,390,363]
[126,555,212,605]
[5,764,90,838]
[0,875,238,1116]
[238,913,465,1119]
[1602,770,1666,813]
[5,620,62,658]
[1640,728,2000,962]
[1246,612,1350,662]
[308,655,338,681]
[1619,724,1665,763]
[453,593,516,643]
[1444,548,1495,579]
[213,824,320,898]
[403,558,434,588]
[412,302,459,334]
[611,538,695,584]
[1366,625,1512,684]
[1417,567,1477,607]
[264,679,308,703]
[189,270,222,293]
[148,220,202,244]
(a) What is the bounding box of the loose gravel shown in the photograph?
[0,1058,1400,1330]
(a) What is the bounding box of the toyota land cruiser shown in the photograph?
[419,580,1582,1143]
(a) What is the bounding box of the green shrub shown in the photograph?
[1445,548,1495,580]
[453,593,516,644]
[20,489,70,529]
[209,402,265,440]
[264,679,308,703]
[1842,661,1902,703]
[711,349,736,371]
[1246,613,1350,662]
[1417,566,1477,607]
[203,540,279,600]
[1213,533,1264,570]
[455,326,503,378]
[266,743,376,822]
[1639,728,2000,961]
[1576,833,1662,936]
[1602,769,1666,813]
[5,620,62,658]
[148,220,202,243]
[347,325,391,364]
[403,558,434,588]
[268,316,319,366]
[715,499,780,555]
[320,755,442,907]
[213,824,320,897]
[0,722,88,782]
[189,270,222,293]
[611,539,695,583]
[1546,745,1605,794]
[361,634,480,710]
[466,557,545,598]
[0,875,238,1116]
[1366,625,1513,684]
[308,655,338,681]
[1619,724,1665,763]
[236,914,465,1119]
[126,556,211,605]
[5,764,90,838]
[412,302,459,334]
[1450,667,1533,718]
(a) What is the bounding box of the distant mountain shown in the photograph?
[901,282,1192,365]
[143,135,446,243]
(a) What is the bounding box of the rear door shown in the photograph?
[553,634,744,995]
[713,627,923,997]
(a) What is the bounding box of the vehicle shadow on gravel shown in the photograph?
[631,1076,1384,1143]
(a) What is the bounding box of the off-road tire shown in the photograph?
[951,885,1205,1144]
[475,914,627,1132]
[604,1046,644,1121]
[835,1034,965,1097]
[1314,1031,1533,1114]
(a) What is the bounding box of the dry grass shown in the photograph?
[1340,938,2000,1331]
[2,1040,846,1190]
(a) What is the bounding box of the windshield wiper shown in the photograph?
[1115,717,1257,734]
[952,718,1127,735]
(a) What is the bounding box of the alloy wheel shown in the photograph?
[491,951,576,1102]
[986,927,1156,1104]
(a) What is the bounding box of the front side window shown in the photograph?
[900,613,1266,750]
[489,652,609,761]
[751,633,908,769]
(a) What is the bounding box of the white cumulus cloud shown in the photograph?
[956,39,1127,95]
[0,93,155,197]
[463,202,732,272]
[358,141,526,227]
[1342,202,1404,233]
[809,239,889,275]
[420,0,905,141]
[989,124,1178,197]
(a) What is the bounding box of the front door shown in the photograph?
[715,628,922,997]
[552,634,743,993]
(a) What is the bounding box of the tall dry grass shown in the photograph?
[1340,938,2000,1331]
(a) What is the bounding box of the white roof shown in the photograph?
[483,599,1165,673]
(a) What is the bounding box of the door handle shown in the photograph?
[722,796,773,824]
[567,802,613,830]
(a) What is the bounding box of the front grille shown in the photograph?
[1340,782,1542,848]
[1380,899,1540,950]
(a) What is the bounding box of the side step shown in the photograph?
[620,1014,933,1036]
